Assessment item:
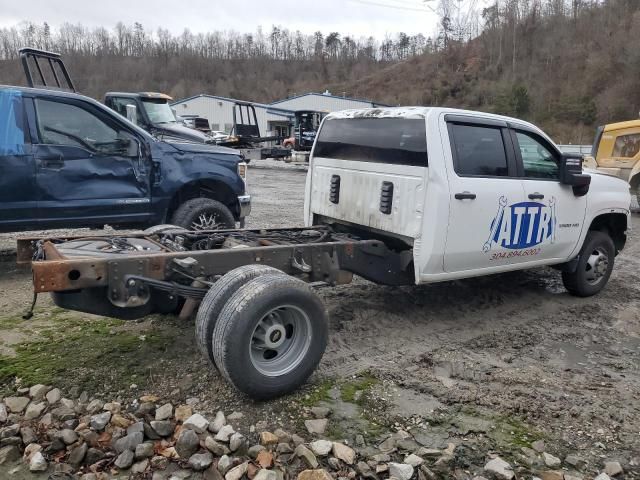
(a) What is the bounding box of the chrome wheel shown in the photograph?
[250,305,312,377]
[584,247,609,285]
[191,212,223,230]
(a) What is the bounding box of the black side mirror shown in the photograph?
[560,153,591,196]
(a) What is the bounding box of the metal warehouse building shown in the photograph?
[171,91,389,138]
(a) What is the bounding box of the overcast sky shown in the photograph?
[0,0,452,39]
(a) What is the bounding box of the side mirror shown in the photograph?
[125,104,138,126]
[560,153,591,196]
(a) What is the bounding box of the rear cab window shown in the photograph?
[314,117,428,166]
[448,123,509,176]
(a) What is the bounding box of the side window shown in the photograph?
[35,99,119,153]
[612,133,640,158]
[0,90,26,156]
[516,131,559,180]
[450,124,509,176]
[109,97,133,118]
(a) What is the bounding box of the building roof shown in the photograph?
[269,92,392,107]
[170,94,294,118]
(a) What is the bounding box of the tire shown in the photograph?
[170,198,235,231]
[562,230,615,297]
[212,274,328,400]
[195,265,285,368]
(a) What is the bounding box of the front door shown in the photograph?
[31,97,152,227]
[443,119,530,272]
[512,129,587,261]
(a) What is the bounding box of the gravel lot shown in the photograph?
[0,162,638,478]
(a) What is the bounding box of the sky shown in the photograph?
[0,0,456,40]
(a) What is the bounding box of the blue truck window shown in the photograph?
[0,90,25,156]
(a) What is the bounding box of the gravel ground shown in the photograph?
[0,162,639,478]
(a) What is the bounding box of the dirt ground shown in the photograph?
[1,162,639,478]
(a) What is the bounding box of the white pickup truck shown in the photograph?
[22,107,631,399]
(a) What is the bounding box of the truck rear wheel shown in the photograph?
[195,265,285,368]
[171,198,235,230]
[212,274,328,399]
[562,230,615,297]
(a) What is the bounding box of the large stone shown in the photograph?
[131,458,149,474]
[205,436,230,456]
[86,399,104,415]
[256,450,274,468]
[29,451,48,472]
[304,419,327,435]
[0,445,20,464]
[310,440,333,456]
[310,407,331,419]
[176,429,200,459]
[565,454,586,470]
[543,452,561,468]
[389,462,414,480]
[85,448,105,465]
[29,385,50,401]
[3,397,29,413]
[188,451,214,471]
[539,471,564,480]
[332,442,356,465]
[23,402,47,420]
[51,406,75,422]
[229,432,245,452]
[594,474,612,480]
[20,426,37,445]
[135,442,155,459]
[209,411,226,433]
[0,404,6,423]
[68,443,88,467]
[175,405,192,422]
[90,412,112,430]
[295,444,319,468]
[58,429,79,445]
[155,403,173,421]
[184,413,209,433]
[23,443,42,461]
[215,424,235,442]
[484,457,514,480]
[297,470,333,480]
[405,453,425,467]
[259,431,278,446]
[254,470,278,480]
[150,420,174,437]
[225,461,248,480]
[248,444,266,459]
[604,462,623,477]
[113,432,144,453]
[114,449,134,469]
[46,388,61,405]
[531,440,545,453]
[218,454,233,474]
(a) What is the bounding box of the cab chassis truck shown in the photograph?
[19,107,630,400]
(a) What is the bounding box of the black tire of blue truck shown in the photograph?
[195,265,286,369]
[562,230,615,297]
[211,273,328,400]
[170,198,235,230]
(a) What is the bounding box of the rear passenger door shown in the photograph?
[443,116,528,272]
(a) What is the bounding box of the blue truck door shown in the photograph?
[0,90,37,230]
[29,96,153,227]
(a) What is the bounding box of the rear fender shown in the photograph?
[628,163,640,191]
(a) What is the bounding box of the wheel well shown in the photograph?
[630,173,640,192]
[166,180,238,222]
[588,213,627,253]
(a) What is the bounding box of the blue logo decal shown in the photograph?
[483,196,556,252]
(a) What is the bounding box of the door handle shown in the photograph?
[528,192,545,200]
[40,155,64,168]
[454,191,476,200]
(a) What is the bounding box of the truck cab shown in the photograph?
[104,92,212,144]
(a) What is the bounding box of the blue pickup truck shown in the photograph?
[0,49,250,233]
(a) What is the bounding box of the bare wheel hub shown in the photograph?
[585,247,609,285]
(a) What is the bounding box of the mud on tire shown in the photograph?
[562,230,615,297]
[195,265,285,368]
[211,273,328,400]
[170,198,235,230]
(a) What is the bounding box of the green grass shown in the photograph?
[299,379,334,407]
[340,374,379,404]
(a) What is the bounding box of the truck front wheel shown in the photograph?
[562,231,615,297]
[171,198,235,230]
[212,273,328,399]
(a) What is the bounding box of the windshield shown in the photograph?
[142,99,176,124]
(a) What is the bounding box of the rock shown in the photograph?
[229,432,245,452]
[538,471,564,480]
[254,470,278,480]
[256,449,274,468]
[389,462,414,480]
[28,384,49,400]
[225,462,249,480]
[90,412,112,431]
[3,397,29,413]
[150,420,174,437]
[188,451,214,471]
[131,458,149,474]
[304,419,327,435]
[1,424,20,439]
[175,405,192,422]
[310,440,333,456]
[327,457,341,470]
[68,443,88,467]
[295,444,319,468]
[78,391,89,403]
[86,399,104,414]
[29,451,47,472]
[543,452,561,468]
[378,436,396,453]
[135,442,155,459]
[136,402,155,417]
[45,437,65,453]
[594,474,612,480]
[111,414,132,429]
[20,426,37,445]
[604,462,623,477]
[531,440,545,453]
[415,447,441,458]
[103,401,121,413]
[176,428,200,458]
[85,448,105,465]
[565,454,586,470]
[0,436,21,447]
[215,424,235,442]
[310,407,331,419]
[297,469,333,480]
[114,449,135,469]
[292,434,306,446]
[23,443,42,461]
[484,457,514,480]
[210,411,226,433]
[23,401,46,421]
[155,403,173,421]
[276,442,293,454]
[151,455,168,469]
[50,406,75,422]
[39,413,53,426]
[60,398,75,409]
[0,404,6,423]
[62,418,79,430]
[405,453,424,467]
[371,453,391,463]
[114,431,144,453]
[218,454,233,474]
[228,411,243,421]
[248,444,266,459]
[260,431,278,446]
[205,436,231,456]
[58,429,79,445]
[0,445,20,464]
[332,442,356,465]
[184,413,210,433]
[46,389,61,405]
[274,428,291,443]
[564,475,583,480]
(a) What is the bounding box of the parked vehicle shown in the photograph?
[282,110,326,151]
[21,107,630,399]
[583,120,640,202]
[0,48,250,233]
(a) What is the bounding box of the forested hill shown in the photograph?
[0,1,638,143]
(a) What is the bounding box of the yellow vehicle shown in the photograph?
[584,120,640,201]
